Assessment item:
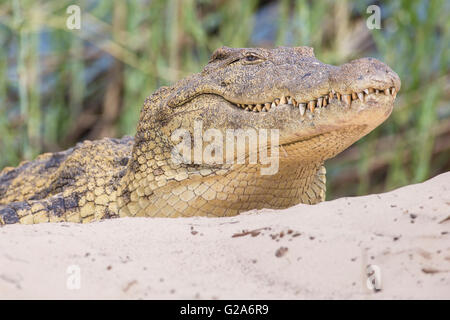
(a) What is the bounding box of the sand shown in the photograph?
[0,172,449,300]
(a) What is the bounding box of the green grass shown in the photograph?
[0,0,448,198]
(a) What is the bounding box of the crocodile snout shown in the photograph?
[330,57,401,94]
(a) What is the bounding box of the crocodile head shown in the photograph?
[158,46,400,162]
[120,46,401,217]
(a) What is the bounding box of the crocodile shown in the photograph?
[0,46,400,225]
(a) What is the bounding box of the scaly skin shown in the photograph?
[0,46,400,224]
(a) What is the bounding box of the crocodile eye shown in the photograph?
[245,55,258,62]
[228,53,263,65]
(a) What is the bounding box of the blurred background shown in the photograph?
[0,0,448,199]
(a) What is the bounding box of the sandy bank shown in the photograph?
[0,172,449,299]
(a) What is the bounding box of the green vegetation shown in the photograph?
[0,0,448,199]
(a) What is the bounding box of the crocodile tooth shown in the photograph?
[364,89,369,95]
[255,104,262,112]
[245,106,251,111]
[291,98,297,106]
[329,92,334,100]
[287,97,293,105]
[271,102,276,108]
[323,96,328,107]
[357,92,364,102]
[280,96,287,105]
[368,88,374,94]
[351,92,357,100]
[336,92,341,100]
[343,94,351,105]
[391,87,397,98]
[375,89,379,94]
[274,98,280,106]
[308,100,316,112]
[317,97,323,108]
[299,103,306,115]
[384,88,390,95]
[265,103,271,111]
